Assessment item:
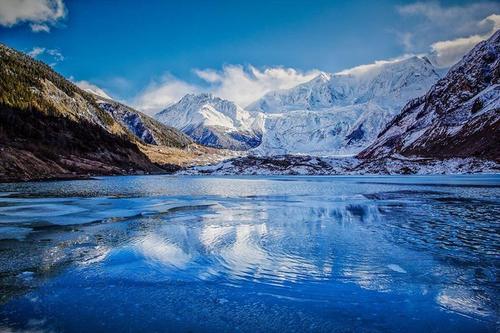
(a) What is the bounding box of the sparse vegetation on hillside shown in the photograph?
[0,44,115,127]
[0,43,232,181]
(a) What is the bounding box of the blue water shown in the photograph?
[0,175,498,332]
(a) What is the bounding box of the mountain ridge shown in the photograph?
[154,56,442,156]
[359,30,500,161]
[0,43,208,181]
[249,55,441,156]
[155,93,263,150]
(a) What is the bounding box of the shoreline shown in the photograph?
[1,165,498,184]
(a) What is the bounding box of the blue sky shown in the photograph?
[0,0,499,112]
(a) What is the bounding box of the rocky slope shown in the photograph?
[247,56,441,155]
[95,97,191,148]
[155,93,263,150]
[0,44,195,182]
[359,30,500,161]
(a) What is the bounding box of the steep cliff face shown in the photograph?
[0,44,162,181]
[359,31,500,161]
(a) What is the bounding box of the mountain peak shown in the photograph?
[155,93,262,150]
[359,28,500,160]
[314,72,331,83]
[181,92,215,102]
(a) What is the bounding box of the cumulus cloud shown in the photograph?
[396,1,499,67]
[133,65,320,114]
[75,80,112,100]
[133,74,200,115]
[428,14,500,67]
[27,46,64,66]
[194,65,320,108]
[0,0,66,32]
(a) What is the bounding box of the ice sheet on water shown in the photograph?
[0,175,498,332]
[0,194,218,228]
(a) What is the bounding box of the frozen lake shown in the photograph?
[0,175,498,332]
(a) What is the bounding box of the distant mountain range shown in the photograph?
[0,31,498,181]
[178,31,500,175]
[155,56,441,155]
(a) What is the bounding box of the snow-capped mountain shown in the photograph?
[254,103,394,156]
[359,30,500,161]
[248,56,439,113]
[248,56,441,155]
[154,56,442,156]
[155,93,263,150]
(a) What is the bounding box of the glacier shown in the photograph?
[249,56,442,156]
[154,56,442,156]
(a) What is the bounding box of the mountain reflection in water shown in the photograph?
[0,175,498,332]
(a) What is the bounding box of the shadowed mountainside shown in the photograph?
[359,30,500,161]
[0,44,202,181]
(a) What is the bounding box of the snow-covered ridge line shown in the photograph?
[360,30,500,161]
[155,93,263,150]
[154,56,442,156]
[248,55,441,156]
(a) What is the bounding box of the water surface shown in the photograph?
[0,175,498,332]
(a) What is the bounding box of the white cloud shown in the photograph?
[195,69,220,83]
[396,32,414,52]
[397,1,499,37]
[30,22,50,32]
[194,65,320,108]
[46,48,64,61]
[429,14,500,67]
[75,80,112,100]
[133,65,320,114]
[27,46,45,58]
[336,54,417,77]
[429,36,485,68]
[27,46,64,66]
[133,74,200,115]
[0,0,66,32]
[396,2,499,67]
